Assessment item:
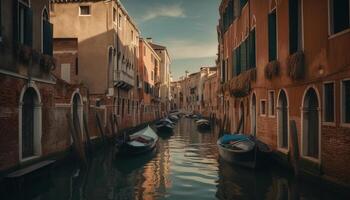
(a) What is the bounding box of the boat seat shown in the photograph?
[6,160,56,179]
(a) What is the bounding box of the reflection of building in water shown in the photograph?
[135,141,172,199]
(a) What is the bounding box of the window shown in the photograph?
[144,46,147,57]
[341,80,350,124]
[113,8,117,22]
[268,91,275,116]
[128,99,130,114]
[17,0,33,46]
[323,82,335,123]
[260,100,267,116]
[42,8,53,55]
[118,14,122,28]
[248,29,256,69]
[268,10,277,61]
[75,57,79,75]
[80,6,90,16]
[122,99,125,116]
[289,0,302,53]
[117,98,121,115]
[330,0,350,35]
[61,64,71,83]
[131,30,134,41]
[151,71,154,81]
[240,0,248,9]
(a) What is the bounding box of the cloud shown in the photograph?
[166,39,217,60]
[142,4,186,21]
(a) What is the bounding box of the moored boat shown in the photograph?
[217,134,271,169]
[196,119,211,130]
[155,119,175,133]
[116,126,158,155]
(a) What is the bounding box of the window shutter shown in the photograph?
[13,0,19,45]
[234,0,241,18]
[24,8,33,47]
[249,29,256,69]
[43,21,53,55]
[268,11,277,61]
[232,49,236,77]
[236,46,241,75]
[240,40,247,72]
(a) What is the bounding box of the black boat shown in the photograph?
[155,119,175,133]
[196,119,211,130]
[116,126,158,155]
[217,134,271,169]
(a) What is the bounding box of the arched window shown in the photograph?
[302,87,320,159]
[277,89,289,150]
[42,7,51,54]
[20,85,42,160]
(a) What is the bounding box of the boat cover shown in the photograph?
[220,134,249,144]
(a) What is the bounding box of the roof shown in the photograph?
[149,43,166,50]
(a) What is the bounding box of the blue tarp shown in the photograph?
[220,134,249,144]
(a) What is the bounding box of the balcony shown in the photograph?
[114,70,134,90]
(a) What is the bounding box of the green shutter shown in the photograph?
[232,49,236,77]
[236,46,241,75]
[249,29,256,69]
[24,8,33,47]
[43,21,53,55]
[240,40,247,72]
[268,10,277,61]
[13,0,19,45]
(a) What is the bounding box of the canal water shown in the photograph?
[2,118,349,199]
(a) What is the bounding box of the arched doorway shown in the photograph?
[251,94,257,136]
[20,85,42,160]
[302,87,320,159]
[71,92,83,140]
[277,90,289,149]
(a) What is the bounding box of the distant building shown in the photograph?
[149,39,172,114]
[139,38,161,122]
[51,0,140,129]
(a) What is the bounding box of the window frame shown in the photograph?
[79,5,91,16]
[268,90,276,117]
[260,99,267,117]
[322,81,336,126]
[340,78,350,127]
[328,0,350,38]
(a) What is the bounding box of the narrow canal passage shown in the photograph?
[3,118,348,200]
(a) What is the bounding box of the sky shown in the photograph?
[120,0,220,81]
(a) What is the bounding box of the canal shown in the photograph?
[2,118,348,199]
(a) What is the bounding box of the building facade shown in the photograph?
[0,0,88,171]
[139,38,161,123]
[51,0,140,129]
[149,40,172,114]
[217,0,350,187]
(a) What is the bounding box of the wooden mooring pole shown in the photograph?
[67,113,87,166]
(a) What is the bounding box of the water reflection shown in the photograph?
[1,118,349,200]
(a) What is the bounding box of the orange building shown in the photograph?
[217,0,350,187]
[139,38,161,123]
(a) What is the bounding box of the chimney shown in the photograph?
[146,37,153,43]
